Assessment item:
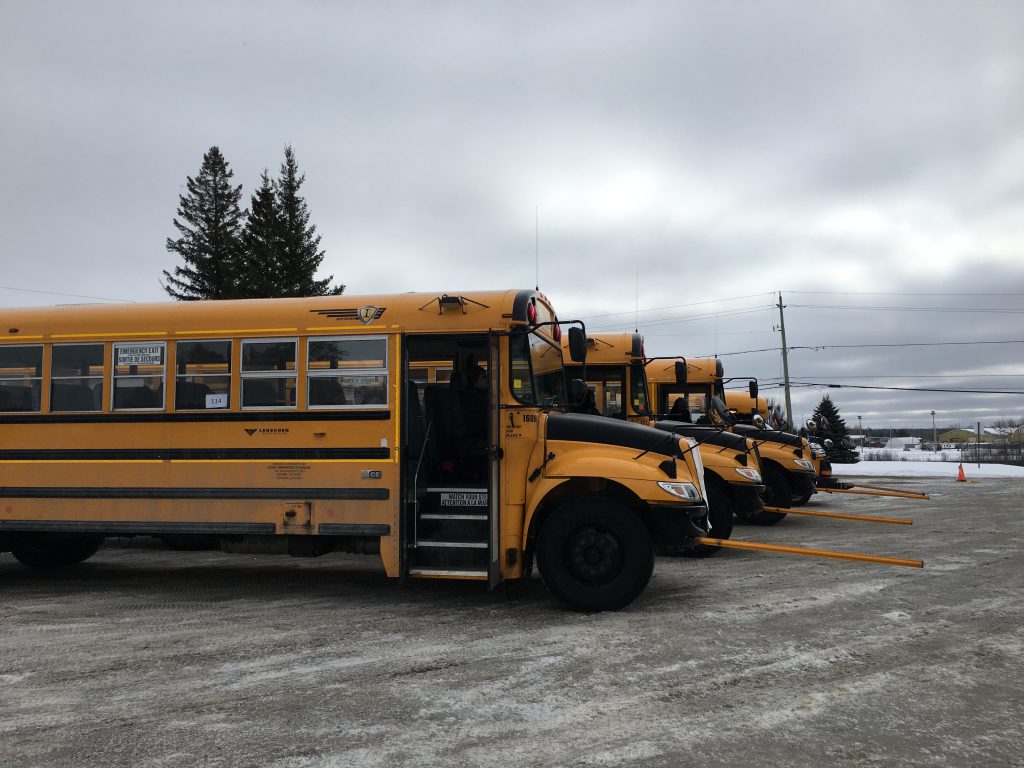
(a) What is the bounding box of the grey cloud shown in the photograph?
[2,1,1023,425]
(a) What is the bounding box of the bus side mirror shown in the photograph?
[711,395,732,425]
[567,378,588,405]
[674,361,687,384]
[748,380,758,399]
[567,327,587,363]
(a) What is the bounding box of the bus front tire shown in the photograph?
[10,534,105,569]
[536,496,654,612]
[749,466,790,525]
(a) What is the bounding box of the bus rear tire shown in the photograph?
[536,496,654,612]
[749,466,790,525]
[11,534,105,569]
[676,483,733,558]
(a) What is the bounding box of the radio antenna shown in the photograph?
[634,268,639,332]
[535,205,540,291]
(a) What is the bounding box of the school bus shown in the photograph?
[646,357,819,523]
[723,390,838,500]
[562,332,765,554]
[0,290,710,611]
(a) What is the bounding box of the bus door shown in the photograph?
[487,332,501,588]
[402,334,493,580]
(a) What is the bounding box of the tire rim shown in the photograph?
[564,524,623,586]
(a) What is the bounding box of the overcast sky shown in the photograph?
[2,1,1023,429]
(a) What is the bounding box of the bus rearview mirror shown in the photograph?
[748,380,758,399]
[567,327,587,362]
[674,361,687,384]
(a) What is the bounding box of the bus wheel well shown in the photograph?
[703,470,732,502]
[525,479,648,564]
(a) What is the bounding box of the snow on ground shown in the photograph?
[832,459,1024,479]
[860,447,964,462]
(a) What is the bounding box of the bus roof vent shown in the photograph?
[419,294,490,315]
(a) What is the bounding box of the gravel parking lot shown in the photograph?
[2,477,1021,767]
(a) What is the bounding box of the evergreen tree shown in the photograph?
[163,147,246,300]
[238,170,282,298]
[810,394,860,463]
[273,145,343,297]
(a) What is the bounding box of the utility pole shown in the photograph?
[777,292,793,428]
[931,410,937,453]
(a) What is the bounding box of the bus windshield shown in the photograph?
[630,363,650,417]
[510,330,567,406]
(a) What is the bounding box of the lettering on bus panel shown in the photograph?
[116,345,164,367]
[439,491,488,508]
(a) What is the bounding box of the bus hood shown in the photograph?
[653,420,750,451]
[731,424,804,449]
[546,412,687,459]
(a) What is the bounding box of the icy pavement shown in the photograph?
[2,479,1022,766]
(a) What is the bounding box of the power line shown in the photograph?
[789,304,1024,314]
[0,284,133,303]
[785,289,1024,297]
[787,382,1024,395]
[790,339,1024,351]
[764,374,1024,379]
[589,305,774,332]
[577,292,775,321]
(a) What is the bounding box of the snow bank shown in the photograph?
[831,461,1024,479]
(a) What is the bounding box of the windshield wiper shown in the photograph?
[633,423,732,461]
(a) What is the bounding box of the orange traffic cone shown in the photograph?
[957,464,966,482]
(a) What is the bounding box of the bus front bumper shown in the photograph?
[790,471,817,497]
[647,503,710,544]
[732,483,766,517]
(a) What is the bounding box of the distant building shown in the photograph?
[938,428,1023,445]
[886,437,921,450]
[939,429,976,444]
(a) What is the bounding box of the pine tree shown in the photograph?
[163,147,246,300]
[810,394,860,463]
[238,170,282,298]
[273,145,343,297]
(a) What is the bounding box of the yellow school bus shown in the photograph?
[646,357,819,523]
[0,290,710,611]
[723,390,837,500]
[563,332,765,554]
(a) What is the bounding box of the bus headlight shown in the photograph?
[794,459,815,472]
[657,481,702,502]
[734,468,762,482]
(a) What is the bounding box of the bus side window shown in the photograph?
[176,340,231,410]
[307,336,388,408]
[0,344,43,412]
[52,343,103,412]
[241,339,297,409]
[112,342,166,410]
